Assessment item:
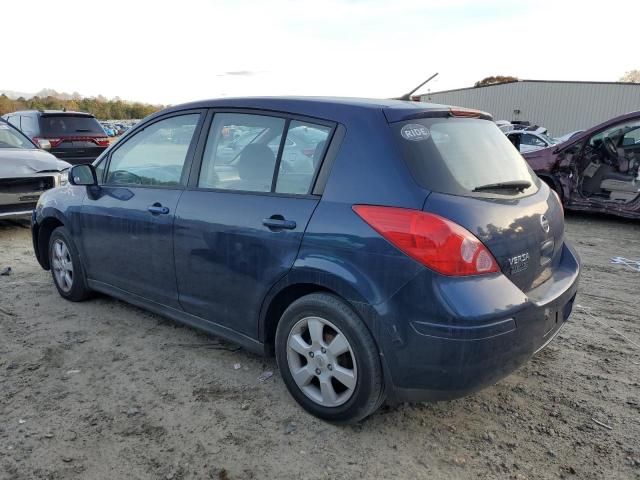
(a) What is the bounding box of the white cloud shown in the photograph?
[2,0,638,104]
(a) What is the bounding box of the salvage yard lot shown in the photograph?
[1,214,639,480]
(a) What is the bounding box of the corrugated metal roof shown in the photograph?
[420,81,640,135]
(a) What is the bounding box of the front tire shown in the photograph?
[48,226,91,302]
[275,293,384,423]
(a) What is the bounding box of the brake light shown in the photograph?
[352,205,499,276]
[33,137,63,148]
[449,107,482,118]
[94,137,110,147]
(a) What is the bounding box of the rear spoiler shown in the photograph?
[384,106,493,123]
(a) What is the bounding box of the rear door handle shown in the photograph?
[147,203,170,215]
[262,216,296,230]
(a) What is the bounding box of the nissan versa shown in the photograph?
[31,97,580,423]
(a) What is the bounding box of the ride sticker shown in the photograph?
[400,124,430,141]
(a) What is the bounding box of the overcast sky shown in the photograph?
[3,0,638,105]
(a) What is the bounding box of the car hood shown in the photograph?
[0,149,71,178]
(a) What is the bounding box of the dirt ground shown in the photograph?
[1,213,639,480]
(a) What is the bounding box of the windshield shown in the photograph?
[394,117,538,197]
[0,122,36,149]
[539,132,558,145]
[39,115,105,136]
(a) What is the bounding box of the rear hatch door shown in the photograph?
[39,114,108,161]
[392,115,564,292]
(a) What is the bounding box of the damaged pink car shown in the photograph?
[524,111,640,220]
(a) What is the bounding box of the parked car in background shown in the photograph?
[32,97,579,422]
[0,119,70,219]
[101,123,117,137]
[506,129,559,153]
[524,111,640,219]
[1,110,109,164]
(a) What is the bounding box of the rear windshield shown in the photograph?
[39,115,104,136]
[394,118,538,197]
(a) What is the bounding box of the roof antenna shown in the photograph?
[396,72,439,101]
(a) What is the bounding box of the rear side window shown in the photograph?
[275,121,331,195]
[198,114,330,195]
[199,113,286,193]
[394,118,537,197]
[39,115,104,136]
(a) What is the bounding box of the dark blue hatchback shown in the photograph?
[31,97,580,422]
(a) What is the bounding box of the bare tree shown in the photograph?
[474,76,519,87]
[619,70,640,83]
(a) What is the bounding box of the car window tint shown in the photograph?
[275,121,331,194]
[106,114,199,187]
[395,118,536,197]
[39,115,103,136]
[199,113,286,192]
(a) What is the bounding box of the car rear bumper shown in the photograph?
[373,241,580,403]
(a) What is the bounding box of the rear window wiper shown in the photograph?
[75,129,91,132]
[472,180,532,193]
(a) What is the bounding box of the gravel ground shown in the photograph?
[1,213,639,480]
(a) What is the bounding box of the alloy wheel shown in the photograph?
[286,316,358,407]
[52,239,73,293]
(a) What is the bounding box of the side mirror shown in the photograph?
[69,164,98,186]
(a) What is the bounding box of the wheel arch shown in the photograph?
[538,173,565,202]
[35,210,67,270]
[259,269,373,353]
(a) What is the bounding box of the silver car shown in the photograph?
[0,119,70,219]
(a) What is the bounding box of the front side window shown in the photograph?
[105,114,199,187]
[589,119,640,149]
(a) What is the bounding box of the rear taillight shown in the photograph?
[33,137,62,148]
[353,205,499,276]
[94,137,110,147]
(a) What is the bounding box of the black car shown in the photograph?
[2,110,109,164]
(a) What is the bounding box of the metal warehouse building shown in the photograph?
[420,80,640,136]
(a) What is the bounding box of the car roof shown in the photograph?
[158,96,489,124]
[6,109,94,117]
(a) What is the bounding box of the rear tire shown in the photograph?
[48,226,91,302]
[275,293,384,423]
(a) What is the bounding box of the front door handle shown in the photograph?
[147,203,170,215]
[263,215,296,230]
